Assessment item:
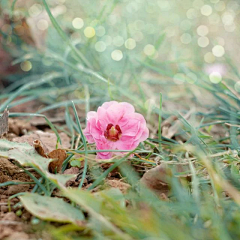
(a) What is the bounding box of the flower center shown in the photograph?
[104,124,122,142]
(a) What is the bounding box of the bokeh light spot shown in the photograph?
[225,24,236,32]
[125,38,136,49]
[29,4,42,17]
[37,19,48,31]
[72,18,84,29]
[143,44,155,56]
[95,41,106,52]
[21,61,32,72]
[209,72,222,84]
[234,82,240,92]
[222,12,234,26]
[201,5,213,16]
[180,20,192,31]
[84,27,95,38]
[198,37,209,48]
[197,25,209,36]
[212,45,225,57]
[113,36,124,47]
[204,52,216,63]
[215,1,225,11]
[111,50,123,61]
[180,33,192,44]
[157,1,171,11]
[186,8,198,19]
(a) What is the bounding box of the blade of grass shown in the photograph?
[0,72,61,112]
[42,0,92,69]
[71,102,88,189]
[158,92,162,151]
[88,150,134,190]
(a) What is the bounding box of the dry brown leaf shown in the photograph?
[141,163,192,197]
[33,139,47,158]
[140,164,170,197]
[12,130,70,153]
[48,149,67,173]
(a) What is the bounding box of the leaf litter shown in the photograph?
[0,112,78,239]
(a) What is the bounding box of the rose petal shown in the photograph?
[101,101,118,109]
[106,103,125,125]
[87,111,97,120]
[121,119,140,136]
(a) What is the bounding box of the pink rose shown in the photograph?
[83,101,149,159]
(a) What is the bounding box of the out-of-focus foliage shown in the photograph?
[1,0,240,108]
[0,0,240,239]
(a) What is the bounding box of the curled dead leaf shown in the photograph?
[33,139,47,158]
[48,149,67,173]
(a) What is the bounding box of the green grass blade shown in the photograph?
[71,102,88,189]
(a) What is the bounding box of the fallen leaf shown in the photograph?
[19,193,85,224]
[12,130,70,153]
[0,109,9,137]
[48,149,67,173]
[140,163,191,198]
[140,164,170,197]
[0,139,74,186]
[33,139,47,158]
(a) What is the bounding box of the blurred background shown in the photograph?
[0,0,239,125]
[0,1,240,239]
